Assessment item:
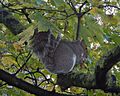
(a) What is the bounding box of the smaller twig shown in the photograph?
[98,4,120,10]
[25,69,39,85]
[79,0,88,13]
[21,8,32,23]
[81,8,92,17]
[24,75,38,86]
[67,0,91,40]
[37,68,49,84]
[32,73,38,86]
[25,68,52,86]
[1,1,66,16]
[37,68,55,86]
[66,13,75,18]
[24,76,36,81]
[38,79,51,86]
[14,51,32,75]
[15,52,23,67]
[63,20,68,33]
[67,0,77,14]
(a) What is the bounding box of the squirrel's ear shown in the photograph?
[34,28,38,34]
[30,28,38,39]
[48,29,51,34]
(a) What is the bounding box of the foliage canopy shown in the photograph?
[0,0,120,96]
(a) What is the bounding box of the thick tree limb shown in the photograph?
[95,45,120,89]
[57,73,97,90]
[0,69,77,96]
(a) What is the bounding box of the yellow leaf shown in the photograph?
[0,40,6,48]
[92,0,99,5]
[103,15,119,25]
[69,87,84,94]
[13,42,23,51]
[1,56,17,65]
[108,16,119,25]
[90,7,98,15]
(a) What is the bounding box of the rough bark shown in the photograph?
[0,69,77,96]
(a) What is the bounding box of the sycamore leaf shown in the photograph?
[69,87,84,94]
[81,16,104,45]
[107,16,119,25]
[101,15,119,25]
[1,56,17,65]
[36,0,46,5]
[116,26,120,32]
[92,0,99,5]
[34,12,59,32]
[10,5,23,9]
[0,40,6,48]
[52,0,64,7]
[36,0,42,4]
[17,25,34,45]
[86,16,104,44]
[90,7,100,15]
[13,42,23,51]
[111,34,120,44]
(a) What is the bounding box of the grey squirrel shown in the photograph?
[31,29,87,74]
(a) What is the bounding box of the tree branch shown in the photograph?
[76,17,81,40]
[79,1,88,13]
[67,0,77,14]
[98,4,120,10]
[14,52,32,75]
[67,0,90,40]
[0,1,66,13]
[95,45,120,89]
[21,8,32,23]
[0,69,78,96]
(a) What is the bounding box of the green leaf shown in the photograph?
[34,12,59,32]
[116,26,120,32]
[18,25,34,44]
[84,16,104,44]
[52,0,64,6]
[1,55,17,65]
[36,0,46,5]
[111,34,120,44]
[36,0,42,4]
